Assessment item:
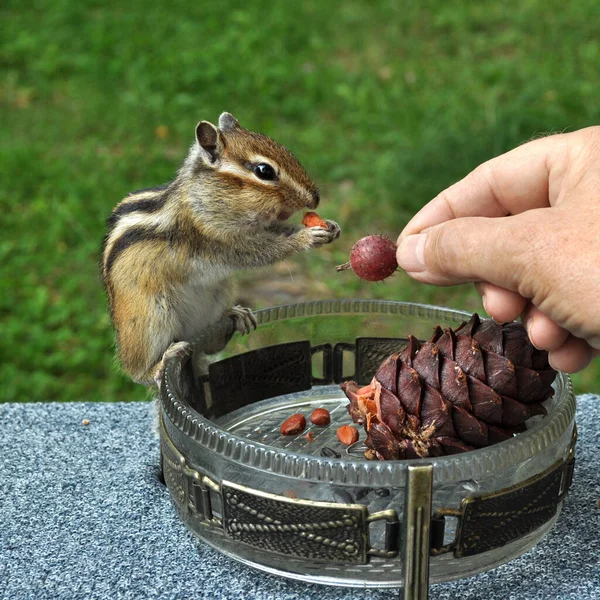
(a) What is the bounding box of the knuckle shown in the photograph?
[425,228,444,271]
[509,212,553,296]
[556,126,600,171]
[577,125,600,144]
[577,126,600,163]
[425,224,456,273]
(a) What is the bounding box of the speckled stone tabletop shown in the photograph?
[1,396,598,600]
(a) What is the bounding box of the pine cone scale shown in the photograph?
[501,395,547,427]
[437,436,474,455]
[453,336,486,381]
[439,360,471,409]
[375,354,399,395]
[483,352,517,397]
[412,342,441,388]
[467,376,504,425]
[487,425,513,444]
[420,385,456,438]
[471,319,504,354]
[451,404,489,447]
[397,363,422,415]
[378,386,404,434]
[367,422,400,460]
[515,367,556,403]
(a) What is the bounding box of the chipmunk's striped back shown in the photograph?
[102,184,172,279]
[106,184,169,230]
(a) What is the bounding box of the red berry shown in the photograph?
[336,235,398,282]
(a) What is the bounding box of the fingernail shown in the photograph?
[397,234,427,273]
[525,317,540,349]
[481,293,489,315]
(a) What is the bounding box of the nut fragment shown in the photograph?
[336,424,359,445]
[280,414,306,435]
[81,419,90,426]
[310,408,331,426]
[302,211,328,228]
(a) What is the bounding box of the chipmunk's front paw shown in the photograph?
[305,220,341,247]
[153,341,193,388]
[228,305,257,335]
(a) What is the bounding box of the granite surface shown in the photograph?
[1,396,599,600]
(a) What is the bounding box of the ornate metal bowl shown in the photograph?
[158,300,576,592]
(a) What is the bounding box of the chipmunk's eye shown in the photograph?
[254,163,277,181]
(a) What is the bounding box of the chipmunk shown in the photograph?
[102,112,340,388]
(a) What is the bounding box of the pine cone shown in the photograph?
[341,314,557,460]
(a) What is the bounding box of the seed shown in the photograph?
[280,414,306,435]
[320,446,341,458]
[337,425,359,445]
[310,408,331,426]
[81,419,90,426]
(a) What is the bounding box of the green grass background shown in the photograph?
[2,0,599,402]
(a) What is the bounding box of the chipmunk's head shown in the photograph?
[190,112,320,223]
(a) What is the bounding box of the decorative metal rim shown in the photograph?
[161,300,576,487]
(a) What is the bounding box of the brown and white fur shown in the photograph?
[101,112,340,388]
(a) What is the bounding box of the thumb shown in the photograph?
[396,212,541,290]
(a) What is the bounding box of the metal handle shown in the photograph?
[402,464,434,600]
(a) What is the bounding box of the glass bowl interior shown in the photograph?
[163,299,575,487]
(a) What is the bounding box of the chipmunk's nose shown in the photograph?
[308,189,320,208]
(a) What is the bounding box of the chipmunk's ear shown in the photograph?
[195,121,223,163]
[218,112,240,132]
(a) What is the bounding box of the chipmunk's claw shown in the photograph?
[229,305,257,335]
[153,341,193,388]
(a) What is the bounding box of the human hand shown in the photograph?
[397,127,600,373]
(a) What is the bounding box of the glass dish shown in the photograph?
[159,300,576,588]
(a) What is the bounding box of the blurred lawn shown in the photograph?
[2,0,599,402]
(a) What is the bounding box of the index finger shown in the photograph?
[400,132,571,237]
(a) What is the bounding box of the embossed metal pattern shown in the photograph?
[160,418,222,526]
[221,481,369,564]
[161,411,576,569]
[454,458,565,557]
[161,434,186,510]
[206,340,313,418]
